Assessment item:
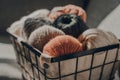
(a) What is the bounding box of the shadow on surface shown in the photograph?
[0,76,22,80]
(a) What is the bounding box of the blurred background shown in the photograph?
[0,0,120,80]
[0,0,119,43]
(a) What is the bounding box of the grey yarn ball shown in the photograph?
[23,17,52,39]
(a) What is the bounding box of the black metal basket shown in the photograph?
[7,30,120,80]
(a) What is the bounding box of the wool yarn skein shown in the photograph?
[53,14,89,38]
[40,35,83,80]
[43,35,83,57]
[9,9,50,40]
[9,20,23,37]
[28,25,65,52]
[23,17,51,39]
[48,4,87,22]
[78,29,120,80]
[78,29,119,50]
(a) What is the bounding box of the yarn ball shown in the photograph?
[43,35,83,57]
[48,6,64,22]
[23,17,52,39]
[28,25,65,51]
[9,20,23,37]
[62,4,87,22]
[53,14,89,38]
[9,9,50,39]
[48,4,86,22]
[78,29,119,80]
[78,29,119,50]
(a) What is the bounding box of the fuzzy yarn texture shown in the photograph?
[9,9,50,39]
[48,4,87,22]
[40,35,83,80]
[9,20,23,37]
[23,17,51,39]
[53,14,89,38]
[39,29,120,80]
[43,35,83,57]
[28,25,65,51]
[78,29,119,50]
[77,29,120,80]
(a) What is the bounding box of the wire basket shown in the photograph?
[7,30,120,80]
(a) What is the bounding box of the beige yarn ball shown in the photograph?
[9,9,50,40]
[28,25,65,51]
[78,29,119,80]
[9,20,23,37]
[78,29,119,50]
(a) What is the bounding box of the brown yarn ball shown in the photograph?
[48,4,87,22]
[43,35,83,57]
[28,25,65,51]
[63,4,87,22]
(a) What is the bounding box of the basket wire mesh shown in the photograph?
[8,31,120,80]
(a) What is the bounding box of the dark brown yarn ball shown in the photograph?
[28,25,65,51]
[43,35,83,57]
[53,14,89,38]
